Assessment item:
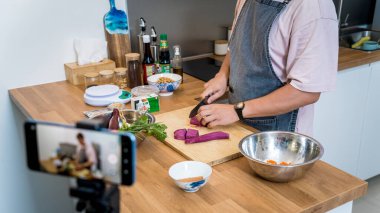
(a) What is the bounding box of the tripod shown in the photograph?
[70,179,119,213]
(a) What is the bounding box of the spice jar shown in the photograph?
[99,70,115,85]
[114,67,128,89]
[84,72,100,89]
[126,53,143,88]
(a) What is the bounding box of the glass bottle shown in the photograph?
[137,17,147,62]
[114,67,128,89]
[142,35,155,85]
[159,34,171,73]
[150,27,160,72]
[126,53,143,88]
[172,45,183,83]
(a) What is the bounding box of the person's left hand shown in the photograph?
[197,104,239,128]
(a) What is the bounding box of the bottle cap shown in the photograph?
[143,35,151,43]
[126,53,140,61]
[173,45,181,56]
[160,34,167,41]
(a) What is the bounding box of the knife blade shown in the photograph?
[189,95,210,118]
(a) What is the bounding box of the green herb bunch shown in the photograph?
[120,114,167,142]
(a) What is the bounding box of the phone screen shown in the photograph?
[27,122,132,184]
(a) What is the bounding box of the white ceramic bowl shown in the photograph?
[147,73,182,96]
[168,161,212,192]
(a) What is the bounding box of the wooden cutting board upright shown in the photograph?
[155,106,254,166]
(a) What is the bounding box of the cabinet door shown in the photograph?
[357,62,380,180]
[314,65,371,176]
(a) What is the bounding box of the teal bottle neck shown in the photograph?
[109,0,116,9]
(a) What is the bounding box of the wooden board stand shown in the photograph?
[105,32,131,68]
[64,59,116,85]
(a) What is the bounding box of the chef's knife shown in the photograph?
[189,95,210,118]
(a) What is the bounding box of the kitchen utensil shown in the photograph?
[155,106,254,166]
[93,109,155,145]
[239,131,324,182]
[84,85,131,106]
[104,0,131,67]
[147,73,182,96]
[168,161,212,192]
[189,95,210,118]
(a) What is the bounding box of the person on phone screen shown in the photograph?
[75,133,97,171]
[197,0,338,136]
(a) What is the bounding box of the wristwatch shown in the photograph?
[234,102,245,120]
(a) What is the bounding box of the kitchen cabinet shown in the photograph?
[357,61,380,179]
[314,64,371,176]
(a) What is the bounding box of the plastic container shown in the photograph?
[131,85,159,97]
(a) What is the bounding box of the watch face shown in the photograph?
[237,102,244,109]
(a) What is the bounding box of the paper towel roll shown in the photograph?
[214,40,228,56]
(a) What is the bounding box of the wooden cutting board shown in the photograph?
[155,106,254,166]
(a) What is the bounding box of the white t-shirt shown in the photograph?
[232,0,339,136]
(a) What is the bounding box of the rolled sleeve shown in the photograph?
[287,18,338,93]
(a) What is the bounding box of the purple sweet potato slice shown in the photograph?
[174,129,187,140]
[185,129,199,139]
[190,116,202,126]
[185,131,230,144]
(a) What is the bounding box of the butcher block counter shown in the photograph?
[9,74,367,213]
[211,47,380,71]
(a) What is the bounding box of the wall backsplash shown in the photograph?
[127,0,236,57]
[333,0,377,27]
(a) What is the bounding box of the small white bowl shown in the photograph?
[168,161,212,192]
[147,73,182,96]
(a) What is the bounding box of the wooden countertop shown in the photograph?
[9,75,367,212]
[211,47,380,71]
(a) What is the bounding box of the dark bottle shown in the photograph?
[142,35,155,85]
[159,34,171,73]
[109,108,120,130]
[172,45,183,83]
[126,53,143,88]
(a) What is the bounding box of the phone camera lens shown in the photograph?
[123,159,129,164]
[124,170,129,175]
[123,148,128,153]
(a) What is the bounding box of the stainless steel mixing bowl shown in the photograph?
[94,109,155,145]
[239,131,324,182]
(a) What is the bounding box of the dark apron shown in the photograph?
[229,0,298,132]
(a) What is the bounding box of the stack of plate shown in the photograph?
[84,85,131,107]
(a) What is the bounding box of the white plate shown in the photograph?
[85,85,120,97]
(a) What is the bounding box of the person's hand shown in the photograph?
[197,104,239,128]
[201,72,228,104]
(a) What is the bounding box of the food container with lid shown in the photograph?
[99,70,115,85]
[114,67,128,89]
[84,72,100,89]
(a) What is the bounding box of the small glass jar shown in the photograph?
[114,67,128,89]
[99,70,115,85]
[84,72,100,89]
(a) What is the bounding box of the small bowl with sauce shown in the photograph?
[168,161,212,192]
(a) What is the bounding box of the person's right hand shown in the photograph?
[201,71,228,104]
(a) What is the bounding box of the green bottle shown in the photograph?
[159,34,171,73]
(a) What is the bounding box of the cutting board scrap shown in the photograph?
[155,106,253,166]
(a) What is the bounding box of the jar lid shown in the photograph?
[114,67,127,74]
[131,85,159,97]
[126,53,140,61]
[99,70,114,76]
[84,72,99,78]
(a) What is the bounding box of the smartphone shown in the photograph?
[24,120,136,186]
